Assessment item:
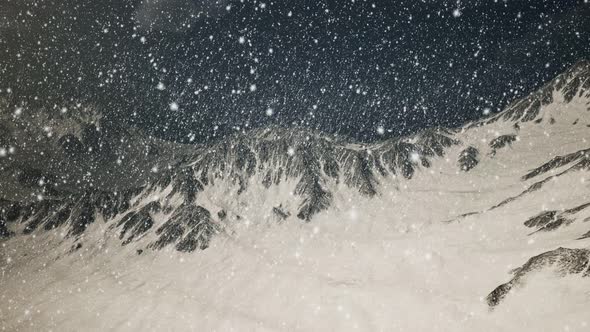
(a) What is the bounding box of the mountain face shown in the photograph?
[1,60,590,331]
[0,101,196,201]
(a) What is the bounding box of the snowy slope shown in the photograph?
[1,60,590,332]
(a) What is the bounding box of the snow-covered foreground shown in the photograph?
[1,61,590,331]
[2,198,590,332]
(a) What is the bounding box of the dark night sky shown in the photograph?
[1,0,589,142]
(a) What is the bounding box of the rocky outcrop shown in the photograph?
[523,148,590,180]
[458,146,479,171]
[489,134,517,156]
[117,201,161,245]
[481,59,590,125]
[487,247,590,307]
[150,204,220,252]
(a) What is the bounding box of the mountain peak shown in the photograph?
[476,58,590,125]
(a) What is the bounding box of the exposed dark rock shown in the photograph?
[488,150,590,211]
[533,215,572,233]
[294,143,335,220]
[272,206,290,221]
[295,174,332,221]
[524,203,590,234]
[68,196,97,237]
[166,168,203,203]
[524,211,558,228]
[67,242,83,254]
[513,122,520,131]
[458,146,479,171]
[523,148,590,180]
[380,141,418,179]
[42,204,73,231]
[0,219,11,238]
[339,149,379,196]
[414,127,460,157]
[22,200,63,234]
[377,128,458,179]
[478,60,590,126]
[217,210,227,220]
[16,189,140,238]
[489,134,517,156]
[564,202,590,215]
[150,204,220,252]
[0,200,22,222]
[487,247,590,307]
[117,201,160,245]
[94,189,139,220]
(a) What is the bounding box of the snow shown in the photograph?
[1,89,590,331]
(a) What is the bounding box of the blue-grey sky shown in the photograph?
[1,0,589,142]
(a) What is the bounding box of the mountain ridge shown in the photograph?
[1,60,590,329]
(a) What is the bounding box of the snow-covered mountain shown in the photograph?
[0,100,197,201]
[1,60,590,331]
